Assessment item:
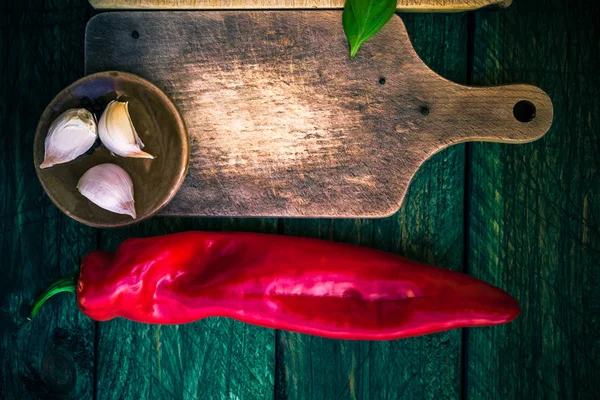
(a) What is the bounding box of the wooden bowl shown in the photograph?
[34,71,189,228]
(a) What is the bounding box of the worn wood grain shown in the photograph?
[96,217,277,400]
[466,0,600,399]
[0,1,96,399]
[85,11,552,218]
[275,13,468,400]
[89,0,512,11]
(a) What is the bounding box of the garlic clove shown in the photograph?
[77,163,137,218]
[98,100,154,159]
[40,109,97,169]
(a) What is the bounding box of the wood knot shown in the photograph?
[41,349,76,396]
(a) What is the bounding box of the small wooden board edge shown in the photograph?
[88,0,512,12]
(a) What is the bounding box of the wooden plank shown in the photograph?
[85,11,552,218]
[89,0,512,11]
[0,1,96,399]
[96,217,278,400]
[275,13,468,399]
[467,0,600,398]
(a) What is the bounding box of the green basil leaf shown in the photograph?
[342,0,397,58]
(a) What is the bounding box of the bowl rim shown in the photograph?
[34,70,190,228]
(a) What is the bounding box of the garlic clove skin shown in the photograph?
[77,163,137,219]
[40,109,97,169]
[98,100,154,159]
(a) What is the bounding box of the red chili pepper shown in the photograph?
[30,232,519,340]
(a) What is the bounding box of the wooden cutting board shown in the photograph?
[89,0,512,11]
[85,12,553,218]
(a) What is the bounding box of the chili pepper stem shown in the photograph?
[28,271,78,321]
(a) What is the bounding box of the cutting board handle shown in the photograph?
[437,83,553,146]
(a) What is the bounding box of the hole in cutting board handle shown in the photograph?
[513,100,536,123]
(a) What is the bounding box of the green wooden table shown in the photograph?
[1,1,598,399]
